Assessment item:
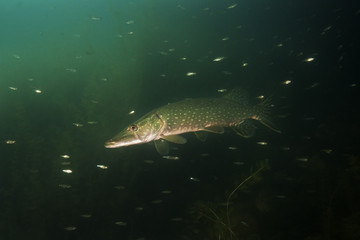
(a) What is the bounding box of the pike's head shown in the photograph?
[105,112,165,148]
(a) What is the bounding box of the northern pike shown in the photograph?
[105,89,280,154]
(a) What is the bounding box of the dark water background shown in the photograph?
[1,0,360,239]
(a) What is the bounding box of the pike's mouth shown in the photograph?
[104,133,143,148]
[104,140,122,148]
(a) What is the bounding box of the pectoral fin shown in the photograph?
[154,139,169,155]
[195,131,208,142]
[161,135,187,144]
[231,120,256,138]
[203,126,224,134]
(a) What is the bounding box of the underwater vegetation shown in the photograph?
[188,161,269,240]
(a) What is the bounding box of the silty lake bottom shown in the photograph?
[0,0,360,239]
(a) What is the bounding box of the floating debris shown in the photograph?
[228,4,237,9]
[5,140,16,144]
[257,141,268,146]
[228,146,238,150]
[128,110,135,115]
[13,54,21,59]
[9,87,17,91]
[222,37,230,41]
[58,184,72,189]
[126,20,134,24]
[62,169,72,174]
[242,62,248,67]
[61,155,70,159]
[305,57,315,62]
[180,57,187,61]
[217,89,227,93]
[87,121,98,125]
[34,89,42,94]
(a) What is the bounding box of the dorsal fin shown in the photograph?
[223,88,249,105]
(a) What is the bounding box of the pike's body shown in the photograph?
[105,89,279,154]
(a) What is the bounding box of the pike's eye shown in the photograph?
[129,124,138,131]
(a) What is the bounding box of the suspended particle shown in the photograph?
[282,80,292,85]
[64,226,77,231]
[115,221,127,226]
[72,123,83,127]
[213,56,225,62]
[162,155,180,160]
[161,190,172,194]
[96,165,108,169]
[186,72,197,76]
[189,177,200,182]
